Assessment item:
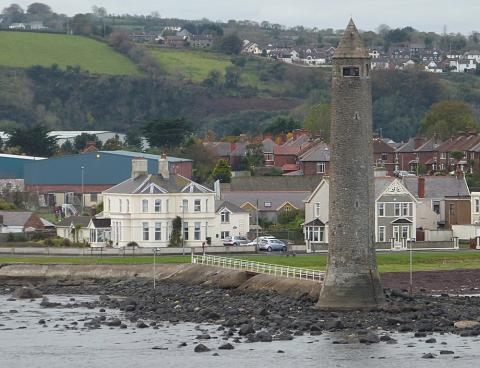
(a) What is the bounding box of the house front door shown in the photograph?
[393,226,402,247]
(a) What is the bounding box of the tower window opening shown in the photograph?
[343,67,360,76]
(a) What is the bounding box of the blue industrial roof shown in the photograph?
[99,150,192,162]
[24,151,191,185]
[0,154,46,179]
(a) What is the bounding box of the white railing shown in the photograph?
[191,254,324,282]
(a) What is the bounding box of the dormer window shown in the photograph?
[343,67,359,76]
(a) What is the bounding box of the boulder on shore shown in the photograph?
[454,320,480,330]
[13,287,42,299]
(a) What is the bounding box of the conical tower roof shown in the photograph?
[333,19,369,59]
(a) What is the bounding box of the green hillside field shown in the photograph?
[148,47,231,82]
[147,47,281,91]
[0,31,140,75]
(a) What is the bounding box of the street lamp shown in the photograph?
[81,166,85,215]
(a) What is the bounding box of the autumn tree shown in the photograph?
[420,101,478,139]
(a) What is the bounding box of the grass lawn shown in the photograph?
[2,251,480,273]
[0,31,140,75]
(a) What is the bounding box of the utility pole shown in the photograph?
[81,166,85,215]
[256,199,259,252]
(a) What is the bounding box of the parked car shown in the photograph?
[258,238,287,252]
[223,236,249,246]
[246,236,276,246]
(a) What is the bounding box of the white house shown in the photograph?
[9,23,25,30]
[101,156,248,248]
[213,200,250,242]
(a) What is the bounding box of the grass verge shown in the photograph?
[1,251,480,273]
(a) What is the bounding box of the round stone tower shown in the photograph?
[316,19,384,310]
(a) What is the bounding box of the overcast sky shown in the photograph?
[9,0,480,34]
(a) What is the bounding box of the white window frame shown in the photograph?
[264,202,272,208]
[402,203,410,217]
[119,199,122,213]
[194,222,201,241]
[378,226,386,242]
[314,202,321,218]
[220,231,230,239]
[475,198,480,214]
[316,162,326,174]
[378,203,385,217]
[394,203,401,217]
[142,199,148,213]
[402,226,409,240]
[183,222,189,240]
[194,199,201,212]
[142,222,149,241]
[182,199,189,212]
[221,211,230,223]
[155,199,162,213]
[154,222,161,241]
[126,199,129,212]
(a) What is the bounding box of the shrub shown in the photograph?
[63,238,72,247]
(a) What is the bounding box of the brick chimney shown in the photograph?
[82,141,97,153]
[418,176,425,199]
[413,136,425,149]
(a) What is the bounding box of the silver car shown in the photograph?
[258,238,287,252]
[223,235,249,246]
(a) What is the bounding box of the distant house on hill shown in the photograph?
[8,23,25,30]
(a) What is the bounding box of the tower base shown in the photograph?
[316,271,385,310]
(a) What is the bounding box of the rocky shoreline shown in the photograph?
[2,268,480,357]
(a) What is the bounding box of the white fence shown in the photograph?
[191,254,324,282]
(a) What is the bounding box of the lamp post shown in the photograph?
[81,166,85,215]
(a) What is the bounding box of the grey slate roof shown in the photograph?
[299,142,330,162]
[222,191,310,211]
[403,176,470,198]
[92,218,111,228]
[104,174,212,194]
[215,200,247,213]
[224,176,321,192]
[415,138,441,152]
[0,211,34,227]
[262,138,277,153]
[56,216,91,228]
[374,177,396,198]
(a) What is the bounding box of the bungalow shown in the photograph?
[55,216,91,243]
[0,211,45,233]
